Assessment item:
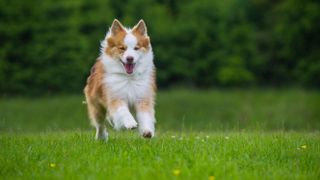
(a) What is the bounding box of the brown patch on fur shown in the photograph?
[132,31,150,51]
[111,19,125,35]
[136,98,153,112]
[105,30,127,58]
[85,60,105,97]
[105,19,127,58]
[108,99,125,113]
[84,59,108,125]
[132,20,150,51]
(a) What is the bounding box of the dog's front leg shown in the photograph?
[135,99,155,138]
[108,99,137,130]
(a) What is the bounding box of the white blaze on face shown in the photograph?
[123,33,138,63]
[121,33,140,74]
[124,33,137,49]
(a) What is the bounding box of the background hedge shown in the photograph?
[0,0,319,94]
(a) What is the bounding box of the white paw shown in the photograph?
[137,112,155,138]
[112,107,137,130]
[140,128,154,138]
[122,114,138,129]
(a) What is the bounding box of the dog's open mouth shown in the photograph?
[122,62,135,74]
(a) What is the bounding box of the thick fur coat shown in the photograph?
[84,19,156,141]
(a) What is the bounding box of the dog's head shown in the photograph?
[102,19,152,75]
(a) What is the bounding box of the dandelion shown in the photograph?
[50,163,56,168]
[301,145,307,149]
[209,175,215,180]
[173,169,181,176]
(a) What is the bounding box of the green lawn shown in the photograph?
[1,89,320,179]
[1,132,319,179]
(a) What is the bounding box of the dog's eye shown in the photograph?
[134,46,140,50]
[118,46,126,51]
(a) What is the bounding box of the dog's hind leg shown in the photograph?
[86,100,108,141]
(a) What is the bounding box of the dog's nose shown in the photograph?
[126,56,134,63]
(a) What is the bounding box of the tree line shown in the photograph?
[0,0,319,94]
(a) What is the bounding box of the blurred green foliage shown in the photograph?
[0,0,319,94]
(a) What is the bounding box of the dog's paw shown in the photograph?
[137,112,155,138]
[123,115,138,130]
[113,109,137,130]
[139,121,155,138]
[142,130,153,138]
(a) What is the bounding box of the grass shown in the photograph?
[1,132,319,179]
[1,89,320,179]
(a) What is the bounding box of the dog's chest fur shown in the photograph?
[105,72,152,105]
[101,58,154,105]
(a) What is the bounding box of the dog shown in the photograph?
[84,19,156,141]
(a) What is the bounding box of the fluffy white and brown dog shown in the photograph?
[84,19,156,141]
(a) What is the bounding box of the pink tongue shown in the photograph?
[125,63,134,74]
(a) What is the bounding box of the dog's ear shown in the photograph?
[132,19,147,36]
[110,19,125,36]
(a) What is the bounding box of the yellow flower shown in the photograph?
[50,163,56,168]
[301,145,307,149]
[173,169,180,176]
[209,176,215,180]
